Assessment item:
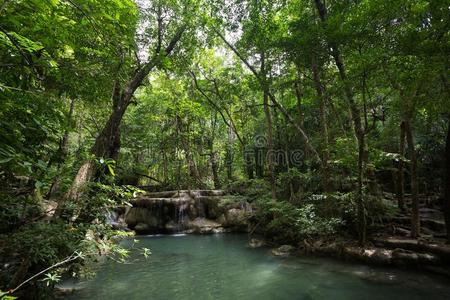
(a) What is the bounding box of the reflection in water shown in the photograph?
[66,234,450,300]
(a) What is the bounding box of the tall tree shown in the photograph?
[57,0,200,215]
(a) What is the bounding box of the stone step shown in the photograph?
[144,189,225,198]
[144,191,185,198]
[131,197,192,207]
[389,217,446,232]
[194,195,224,202]
[192,190,225,196]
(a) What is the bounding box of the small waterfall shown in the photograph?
[105,210,124,229]
[175,201,188,231]
[105,210,118,224]
[125,189,251,233]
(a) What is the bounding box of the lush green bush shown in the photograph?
[0,180,143,297]
[255,198,343,243]
[225,178,271,200]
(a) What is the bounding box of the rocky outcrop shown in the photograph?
[289,237,450,276]
[187,218,224,234]
[124,190,252,234]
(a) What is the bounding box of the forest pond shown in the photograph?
[65,234,450,300]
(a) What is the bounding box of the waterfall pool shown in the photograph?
[65,234,450,299]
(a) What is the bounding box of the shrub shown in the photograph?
[255,198,343,243]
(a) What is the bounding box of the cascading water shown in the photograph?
[125,190,251,233]
[105,210,120,227]
[175,201,188,231]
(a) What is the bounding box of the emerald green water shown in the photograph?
[67,234,450,299]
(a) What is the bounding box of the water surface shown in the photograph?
[67,234,450,299]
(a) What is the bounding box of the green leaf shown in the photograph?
[0,157,13,164]
[107,164,115,176]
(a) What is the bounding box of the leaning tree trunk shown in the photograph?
[405,120,420,238]
[397,121,406,211]
[56,99,127,218]
[443,119,450,241]
[55,25,187,218]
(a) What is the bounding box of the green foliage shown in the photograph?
[0,290,17,300]
[256,199,343,243]
[41,273,61,286]
[218,195,250,208]
[226,179,271,199]
[1,0,449,295]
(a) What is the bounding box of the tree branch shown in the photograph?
[9,252,82,295]
[214,27,321,162]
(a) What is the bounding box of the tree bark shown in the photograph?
[226,127,233,180]
[47,97,76,199]
[397,121,406,211]
[444,119,450,242]
[261,53,276,199]
[311,55,331,193]
[208,113,221,189]
[179,116,201,186]
[405,120,420,238]
[294,80,304,128]
[244,137,254,180]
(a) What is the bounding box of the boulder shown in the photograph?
[223,208,248,228]
[188,204,198,219]
[188,218,222,234]
[213,227,225,234]
[135,223,150,232]
[165,220,177,232]
[125,207,154,227]
[248,238,265,248]
[272,245,295,257]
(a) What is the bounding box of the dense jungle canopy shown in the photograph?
[0,0,449,298]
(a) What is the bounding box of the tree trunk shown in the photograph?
[92,105,124,160]
[314,0,367,244]
[211,151,221,189]
[444,119,450,242]
[180,117,200,186]
[244,140,254,180]
[294,80,304,128]
[208,114,221,189]
[261,53,276,199]
[55,25,187,216]
[47,97,76,199]
[357,134,367,243]
[405,120,420,238]
[264,89,276,199]
[397,121,406,211]
[55,99,126,218]
[214,28,321,163]
[311,55,331,193]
